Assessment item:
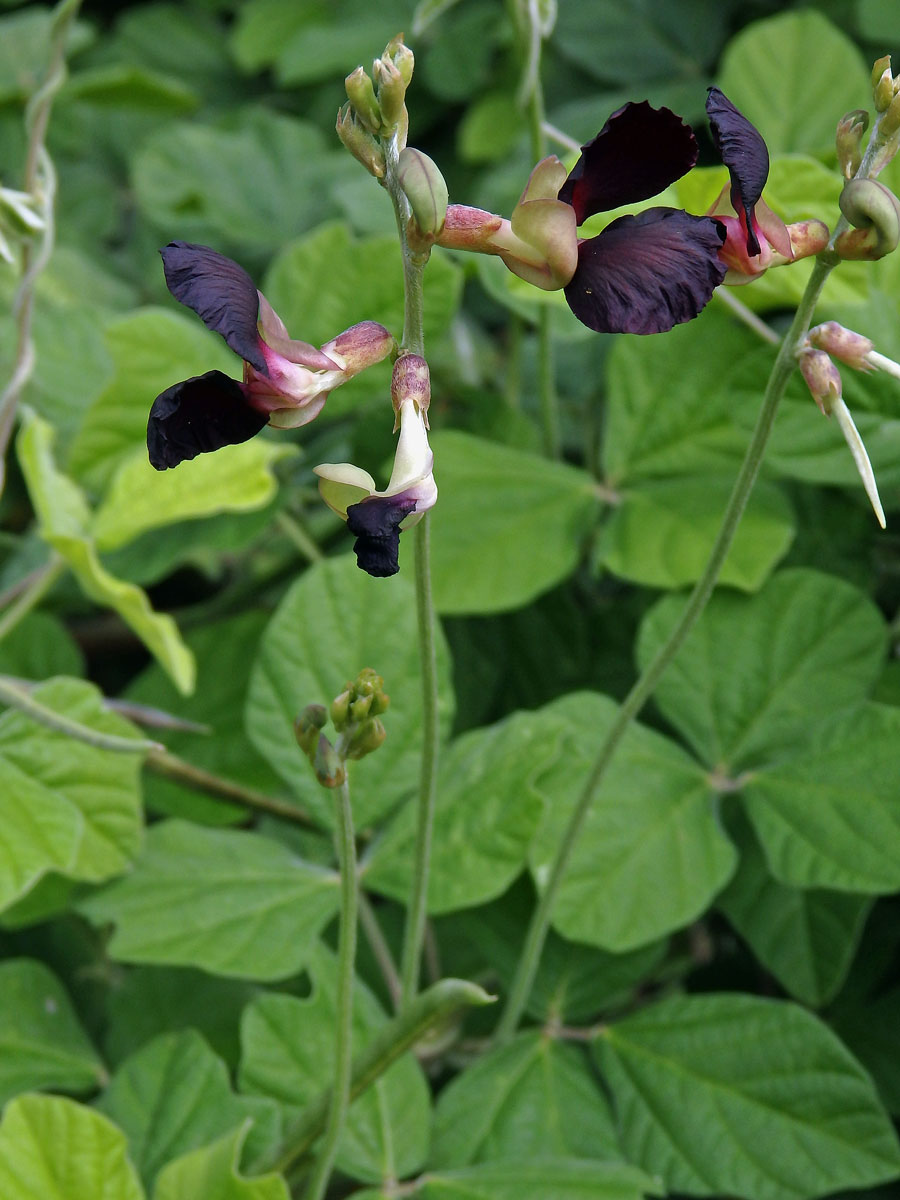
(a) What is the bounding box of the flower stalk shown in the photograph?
[495,253,838,1041]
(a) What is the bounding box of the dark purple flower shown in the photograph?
[558,102,728,334]
[148,242,394,470]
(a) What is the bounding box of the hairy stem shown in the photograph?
[0,675,161,754]
[495,255,836,1041]
[304,779,358,1200]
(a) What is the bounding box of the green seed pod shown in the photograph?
[397,147,448,239]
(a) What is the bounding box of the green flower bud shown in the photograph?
[336,102,385,178]
[350,693,374,722]
[345,717,387,760]
[398,147,448,239]
[836,109,868,179]
[294,704,327,756]
[881,90,900,140]
[836,178,900,259]
[345,66,382,133]
[873,56,894,111]
[374,55,406,129]
[330,688,352,731]
[384,35,414,86]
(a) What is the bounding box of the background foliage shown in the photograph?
[1,0,900,1197]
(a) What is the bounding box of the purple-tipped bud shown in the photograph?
[313,734,346,788]
[808,322,874,370]
[799,347,842,415]
[836,110,869,180]
[391,353,430,424]
[322,320,395,376]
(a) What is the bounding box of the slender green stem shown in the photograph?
[0,675,162,754]
[145,748,316,826]
[381,116,441,1006]
[399,514,440,1004]
[0,554,65,641]
[359,891,402,1010]
[260,978,494,1177]
[304,779,358,1200]
[517,0,560,458]
[495,256,837,1042]
[276,511,324,563]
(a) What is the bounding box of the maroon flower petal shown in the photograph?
[147,370,269,470]
[564,208,727,334]
[558,102,698,224]
[346,496,418,577]
[706,88,769,257]
[160,242,267,374]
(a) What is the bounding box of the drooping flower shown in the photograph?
[147,242,394,469]
[314,354,436,577]
[705,88,829,280]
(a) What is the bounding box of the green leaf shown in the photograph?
[741,703,900,893]
[553,0,729,85]
[246,555,454,830]
[378,1160,661,1199]
[17,410,195,693]
[67,307,236,494]
[133,110,357,254]
[458,91,524,162]
[0,611,84,679]
[428,431,600,614]
[0,1093,144,1200]
[63,64,199,113]
[598,477,794,592]
[431,1032,620,1167]
[637,569,887,769]
[601,310,755,486]
[92,440,294,551]
[0,677,143,912]
[153,1124,289,1200]
[833,985,900,1117]
[239,943,430,1183]
[717,11,869,156]
[79,820,340,981]
[364,709,563,914]
[105,968,257,1071]
[597,993,900,1200]
[718,817,871,1007]
[125,611,283,826]
[529,693,735,951]
[96,1030,280,1191]
[0,958,105,1105]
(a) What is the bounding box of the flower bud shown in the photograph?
[391,352,430,426]
[808,321,874,370]
[330,688,352,731]
[345,717,387,760]
[336,102,385,178]
[835,179,900,259]
[350,693,373,722]
[294,704,327,757]
[798,347,841,415]
[374,55,406,128]
[398,147,448,239]
[873,56,894,111]
[384,35,414,86]
[321,321,395,376]
[836,109,868,179]
[314,733,346,788]
[345,66,382,133]
[881,91,900,140]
